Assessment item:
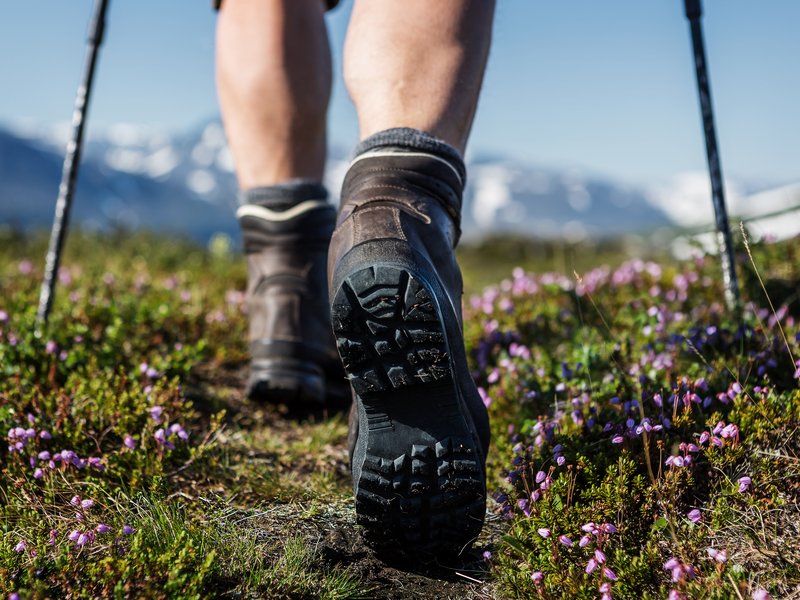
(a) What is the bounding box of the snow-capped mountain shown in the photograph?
[2,119,796,245]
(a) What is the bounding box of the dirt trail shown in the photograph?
[190,365,502,599]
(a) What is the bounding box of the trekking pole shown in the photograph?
[683,0,742,316]
[35,0,110,334]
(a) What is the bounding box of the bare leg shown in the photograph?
[216,0,332,188]
[344,0,495,153]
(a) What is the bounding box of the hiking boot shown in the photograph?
[329,133,490,557]
[237,194,343,405]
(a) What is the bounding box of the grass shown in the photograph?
[0,227,798,599]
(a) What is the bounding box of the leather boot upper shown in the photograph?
[238,201,341,374]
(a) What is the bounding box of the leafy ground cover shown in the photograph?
[1,229,798,599]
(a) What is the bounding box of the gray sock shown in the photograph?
[239,179,328,211]
[353,127,466,185]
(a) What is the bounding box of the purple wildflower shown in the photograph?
[687,509,702,523]
[602,567,617,581]
[752,589,771,600]
[535,470,546,484]
[13,540,26,553]
[579,535,591,548]
[96,524,111,534]
[149,405,164,423]
[537,528,551,538]
[531,571,544,584]
[123,434,136,450]
[122,525,135,535]
[738,476,752,493]
[33,468,44,480]
[558,535,573,546]
[68,530,81,542]
[706,547,727,563]
[155,428,175,449]
[594,549,607,564]
[585,558,598,574]
[611,436,624,444]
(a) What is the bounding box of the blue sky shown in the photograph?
[1,1,798,187]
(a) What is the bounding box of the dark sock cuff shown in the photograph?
[353,128,466,185]
[239,179,328,210]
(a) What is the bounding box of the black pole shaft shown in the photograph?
[36,0,109,332]
[684,0,741,314]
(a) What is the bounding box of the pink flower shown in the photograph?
[531,571,543,584]
[123,434,136,450]
[13,540,26,553]
[706,547,727,563]
[80,499,94,509]
[585,558,598,574]
[581,522,597,534]
[663,557,679,570]
[535,471,546,484]
[70,495,81,506]
[665,455,685,468]
[594,549,607,564]
[737,476,752,493]
[602,567,617,580]
[558,535,573,546]
[579,535,591,547]
[752,589,771,600]
[537,528,551,538]
[611,436,624,444]
[687,509,702,523]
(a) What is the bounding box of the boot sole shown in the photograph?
[331,250,485,557]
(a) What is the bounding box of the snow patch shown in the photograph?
[187,170,216,196]
[472,165,513,227]
[145,146,179,179]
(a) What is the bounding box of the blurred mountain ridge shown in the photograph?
[2,119,796,245]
